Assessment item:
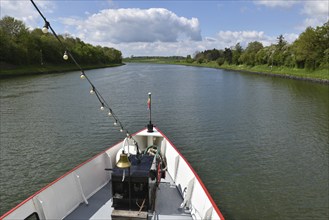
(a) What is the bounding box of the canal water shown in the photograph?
[0,63,328,219]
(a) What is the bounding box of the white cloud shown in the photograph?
[216,30,269,47]
[216,31,298,49]
[0,0,56,29]
[254,0,297,8]
[299,1,329,29]
[76,21,299,56]
[95,30,299,57]
[61,8,201,44]
[302,1,329,16]
[85,40,203,57]
[283,33,299,43]
[205,37,217,42]
[254,0,328,30]
[0,1,302,57]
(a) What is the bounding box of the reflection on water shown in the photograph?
[0,63,328,219]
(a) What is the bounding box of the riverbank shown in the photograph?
[187,62,329,84]
[0,63,124,79]
[124,59,329,84]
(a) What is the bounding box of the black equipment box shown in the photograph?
[112,154,154,211]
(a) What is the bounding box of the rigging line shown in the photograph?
[30,0,83,72]
[83,74,117,118]
[80,69,113,113]
[30,0,134,140]
[83,74,105,105]
[30,0,47,23]
[90,85,126,132]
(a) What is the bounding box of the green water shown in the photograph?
[1,63,328,219]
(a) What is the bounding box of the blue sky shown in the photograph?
[1,0,328,57]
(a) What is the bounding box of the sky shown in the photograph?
[1,0,328,57]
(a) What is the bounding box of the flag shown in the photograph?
[147,97,151,110]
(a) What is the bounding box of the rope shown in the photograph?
[138,198,146,214]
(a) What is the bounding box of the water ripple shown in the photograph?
[1,64,328,219]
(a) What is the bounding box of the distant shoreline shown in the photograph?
[3,61,327,84]
[182,62,329,84]
[219,66,329,84]
[124,59,329,84]
[0,63,124,79]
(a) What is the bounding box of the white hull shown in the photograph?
[1,127,224,220]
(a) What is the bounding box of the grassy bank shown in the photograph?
[0,63,124,78]
[124,59,329,84]
[183,62,328,83]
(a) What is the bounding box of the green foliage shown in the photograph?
[232,43,243,65]
[223,48,233,64]
[0,16,28,38]
[192,20,329,72]
[293,22,329,70]
[0,16,122,69]
[239,41,263,66]
[216,57,225,66]
[186,55,193,63]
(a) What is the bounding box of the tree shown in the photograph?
[0,16,30,64]
[185,55,193,63]
[232,43,243,65]
[315,21,329,69]
[0,16,123,67]
[276,34,287,50]
[239,41,263,66]
[255,47,270,65]
[293,27,318,69]
[216,57,225,66]
[270,35,289,66]
[0,16,28,38]
[292,21,329,70]
[223,48,232,64]
[194,51,205,63]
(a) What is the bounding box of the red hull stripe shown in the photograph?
[1,128,144,219]
[1,127,225,220]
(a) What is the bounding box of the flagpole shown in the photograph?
[147,92,154,132]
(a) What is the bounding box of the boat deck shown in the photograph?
[64,182,113,219]
[64,172,192,220]
[153,182,193,220]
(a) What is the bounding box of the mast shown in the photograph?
[147,92,154,132]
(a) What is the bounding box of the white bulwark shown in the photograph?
[1,128,224,220]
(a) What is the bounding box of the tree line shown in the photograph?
[0,16,122,67]
[191,21,329,70]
